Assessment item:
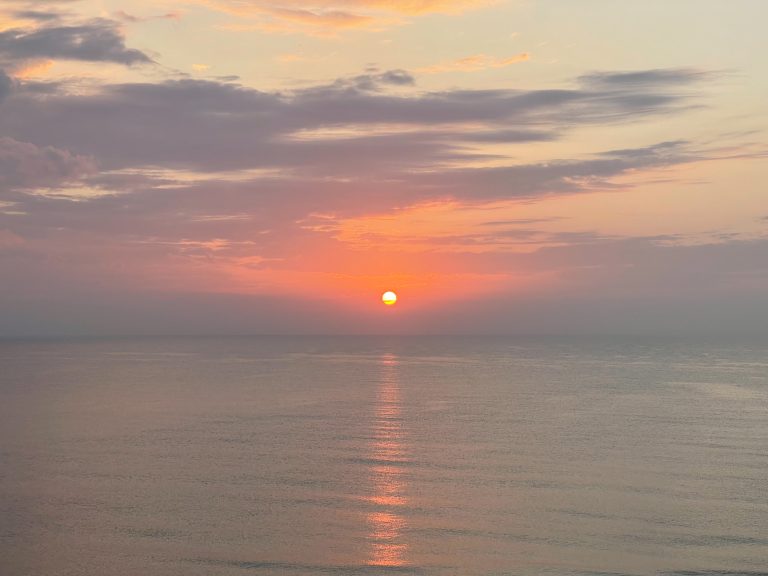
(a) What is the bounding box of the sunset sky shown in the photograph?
[0,0,766,335]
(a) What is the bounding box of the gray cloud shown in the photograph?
[462,129,557,143]
[0,67,738,288]
[0,18,153,66]
[409,140,699,201]
[329,69,415,91]
[113,10,182,24]
[578,68,714,88]
[0,140,702,245]
[1,65,760,336]
[0,137,96,192]
[0,68,713,174]
[0,69,12,102]
[12,10,63,22]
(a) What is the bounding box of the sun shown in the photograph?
[381,291,397,306]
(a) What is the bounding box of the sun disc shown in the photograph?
[381,291,397,306]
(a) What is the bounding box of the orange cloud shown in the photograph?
[276,52,308,62]
[218,9,378,36]
[347,0,491,15]
[198,0,492,34]
[11,58,54,78]
[417,52,530,74]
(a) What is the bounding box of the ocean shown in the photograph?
[1,335,767,575]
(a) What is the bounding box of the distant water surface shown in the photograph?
[1,335,767,575]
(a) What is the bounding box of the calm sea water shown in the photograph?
[1,336,767,575]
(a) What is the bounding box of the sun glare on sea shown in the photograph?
[382,291,397,306]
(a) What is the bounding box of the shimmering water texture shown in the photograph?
[1,336,767,575]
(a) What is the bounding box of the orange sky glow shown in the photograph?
[0,0,767,334]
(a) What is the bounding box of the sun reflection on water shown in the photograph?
[366,352,409,567]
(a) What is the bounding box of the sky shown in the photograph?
[0,0,766,335]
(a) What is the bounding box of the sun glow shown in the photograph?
[381,291,397,306]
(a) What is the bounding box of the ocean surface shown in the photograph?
[1,335,767,576]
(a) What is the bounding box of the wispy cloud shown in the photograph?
[198,0,491,34]
[276,53,309,63]
[113,10,182,24]
[417,52,530,74]
[579,68,716,88]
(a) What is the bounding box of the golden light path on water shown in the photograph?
[366,352,409,567]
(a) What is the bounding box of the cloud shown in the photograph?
[257,7,376,34]
[198,0,490,34]
[0,66,736,288]
[10,10,63,22]
[113,10,182,23]
[329,68,415,91]
[0,137,96,191]
[11,59,54,78]
[276,53,308,63]
[462,129,555,143]
[2,65,757,334]
[0,68,713,174]
[0,141,722,271]
[417,53,530,74]
[0,18,153,69]
[203,0,488,17]
[409,140,700,202]
[579,68,715,88]
[0,69,13,101]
